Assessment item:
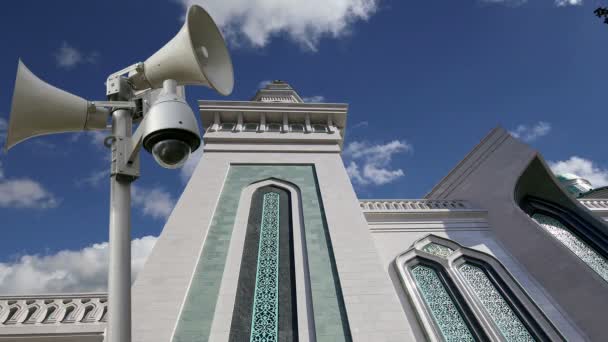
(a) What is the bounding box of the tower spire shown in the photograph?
[252,80,304,103]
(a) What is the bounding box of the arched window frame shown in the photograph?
[397,247,488,342]
[209,178,315,342]
[395,234,564,342]
[521,196,608,273]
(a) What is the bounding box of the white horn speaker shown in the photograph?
[141,5,234,95]
[4,60,108,151]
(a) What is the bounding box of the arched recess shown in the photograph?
[61,303,82,323]
[22,303,43,324]
[4,303,24,325]
[43,304,60,324]
[395,234,564,342]
[81,303,100,323]
[209,178,315,342]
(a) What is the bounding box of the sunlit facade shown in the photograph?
[1,81,607,341]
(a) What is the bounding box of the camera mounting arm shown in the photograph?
[107,114,147,182]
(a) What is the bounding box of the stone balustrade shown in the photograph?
[0,293,107,326]
[579,199,608,211]
[360,198,608,213]
[359,199,474,212]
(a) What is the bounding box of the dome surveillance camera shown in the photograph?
[142,80,201,169]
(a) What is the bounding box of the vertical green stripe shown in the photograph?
[172,165,350,342]
[250,192,280,341]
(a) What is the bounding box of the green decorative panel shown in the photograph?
[532,213,608,282]
[459,264,534,341]
[172,165,350,342]
[250,192,280,341]
[411,265,475,342]
[422,243,454,258]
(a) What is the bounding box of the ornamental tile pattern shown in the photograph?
[250,193,280,342]
[532,213,608,283]
[422,243,455,258]
[172,165,350,342]
[459,264,534,341]
[411,265,475,342]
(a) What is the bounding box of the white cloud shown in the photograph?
[70,131,112,163]
[0,236,157,294]
[345,161,366,185]
[0,179,58,209]
[351,121,369,129]
[258,80,272,89]
[76,174,177,219]
[69,130,109,147]
[54,42,99,69]
[509,121,551,142]
[87,131,108,147]
[180,147,203,183]
[0,162,58,209]
[555,0,582,6]
[0,117,6,137]
[178,0,380,51]
[302,96,325,103]
[343,140,411,185]
[132,185,175,220]
[549,156,608,188]
[76,169,109,188]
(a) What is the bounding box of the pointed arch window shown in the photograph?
[532,213,608,282]
[229,186,298,342]
[459,263,534,341]
[522,197,608,283]
[410,264,476,342]
[395,235,564,342]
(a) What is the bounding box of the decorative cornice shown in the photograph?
[579,199,608,210]
[360,199,476,212]
[198,101,348,129]
[360,199,488,227]
[578,199,608,221]
[360,198,607,213]
[0,293,107,328]
[198,100,348,151]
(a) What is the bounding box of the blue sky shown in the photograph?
[0,0,607,293]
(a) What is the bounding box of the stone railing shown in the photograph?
[0,293,107,326]
[360,199,474,212]
[361,199,608,213]
[579,199,608,211]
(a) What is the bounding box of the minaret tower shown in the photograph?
[130,81,411,342]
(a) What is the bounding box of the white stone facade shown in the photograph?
[1,81,607,341]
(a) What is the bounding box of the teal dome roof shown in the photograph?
[555,173,594,197]
[556,173,581,182]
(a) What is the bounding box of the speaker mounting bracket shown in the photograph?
[106,63,143,97]
[91,101,137,109]
[110,117,146,181]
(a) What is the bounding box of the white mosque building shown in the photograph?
[1,81,607,342]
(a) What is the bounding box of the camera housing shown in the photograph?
[142,80,201,169]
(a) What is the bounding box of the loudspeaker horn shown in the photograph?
[4,60,108,151]
[140,5,234,96]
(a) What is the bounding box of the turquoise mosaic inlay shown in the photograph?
[459,264,534,341]
[250,192,280,342]
[411,265,475,342]
[532,213,608,283]
[422,243,454,258]
[172,165,351,342]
